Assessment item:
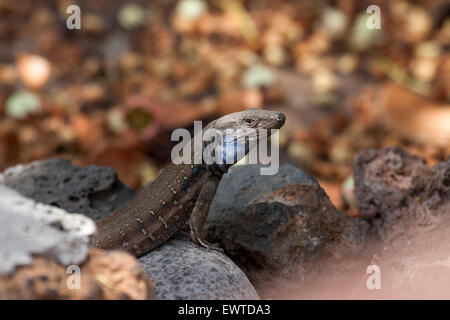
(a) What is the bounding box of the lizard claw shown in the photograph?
[205,242,224,253]
[190,230,224,253]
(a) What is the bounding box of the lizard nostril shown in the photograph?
[276,113,285,121]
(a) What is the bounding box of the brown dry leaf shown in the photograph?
[158,101,216,129]
[87,142,144,189]
[71,114,104,150]
[218,89,263,116]
[377,82,450,147]
[318,179,342,210]
[263,86,285,104]
[177,68,212,97]
[196,13,241,38]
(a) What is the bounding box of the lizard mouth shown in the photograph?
[269,112,286,130]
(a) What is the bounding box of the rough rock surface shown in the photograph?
[0,158,136,221]
[0,249,154,299]
[0,185,95,274]
[139,231,259,300]
[353,146,450,244]
[353,146,450,298]
[205,164,370,296]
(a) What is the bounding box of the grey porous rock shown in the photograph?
[353,146,450,298]
[0,185,154,299]
[139,231,259,300]
[0,185,95,275]
[205,164,370,297]
[0,158,136,221]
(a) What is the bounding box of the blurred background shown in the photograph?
[0,0,449,215]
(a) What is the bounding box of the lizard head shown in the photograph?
[203,109,286,167]
[212,108,286,133]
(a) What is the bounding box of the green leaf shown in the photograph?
[6,90,41,119]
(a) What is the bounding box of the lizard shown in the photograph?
[93,109,286,257]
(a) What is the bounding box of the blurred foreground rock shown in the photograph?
[0,159,136,221]
[354,146,450,244]
[139,231,259,300]
[0,184,153,299]
[206,165,371,297]
[354,146,450,298]
[0,248,154,300]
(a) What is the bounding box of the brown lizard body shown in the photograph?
[94,109,285,257]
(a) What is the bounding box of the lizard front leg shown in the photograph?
[189,175,223,252]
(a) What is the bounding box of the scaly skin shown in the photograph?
[93,109,286,257]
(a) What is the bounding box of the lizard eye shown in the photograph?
[244,118,255,126]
